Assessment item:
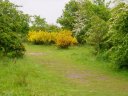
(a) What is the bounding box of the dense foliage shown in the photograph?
[57,0,80,30]
[28,31,56,44]
[0,0,28,58]
[102,3,128,68]
[58,0,111,44]
[0,0,29,34]
[28,30,77,48]
[0,32,25,58]
[75,0,110,44]
[55,30,78,48]
[58,0,128,69]
[1,0,128,69]
[86,16,108,54]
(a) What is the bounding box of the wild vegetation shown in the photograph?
[28,30,77,48]
[0,0,28,58]
[58,0,128,69]
[0,0,128,95]
[0,44,128,96]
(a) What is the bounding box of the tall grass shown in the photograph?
[0,44,128,96]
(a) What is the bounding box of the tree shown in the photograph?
[45,24,60,32]
[30,15,47,31]
[0,0,28,57]
[73,0,111,43]
[30,15,60,32]
[86,16,108,52]
[0,0,29,34]
[57,0,80,30]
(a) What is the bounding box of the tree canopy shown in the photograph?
[57,0,80,30]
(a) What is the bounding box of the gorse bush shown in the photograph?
[28,30,78,48]
[55,30,77,48]
[28,31,56,44]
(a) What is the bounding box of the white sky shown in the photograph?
[9,0,70,25]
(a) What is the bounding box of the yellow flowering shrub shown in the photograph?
[55,30,78,48]
[28,31,56,44]
[28,30,78,48]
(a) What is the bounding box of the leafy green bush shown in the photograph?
[103,3,128,69]
[86,16,108,54]
[73,0,110,44]
[0,1,28,58]
[0,32,25,58]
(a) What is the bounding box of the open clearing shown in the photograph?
[0,44,128,96]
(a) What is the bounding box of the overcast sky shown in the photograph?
[10,0,70,25]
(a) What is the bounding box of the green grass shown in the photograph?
[0,44,128,96]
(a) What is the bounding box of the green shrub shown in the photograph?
[0,1,28,58]
[103,3,128,69]
[86,16,108,54]
[0,32,25,58]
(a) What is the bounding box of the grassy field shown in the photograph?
[0,44,128,96]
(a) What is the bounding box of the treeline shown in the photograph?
[57,0,128,69]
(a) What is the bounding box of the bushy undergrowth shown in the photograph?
[0,1,28,58]
[28,30,78,48]
[101,3,128,69]
[0,32,25,58]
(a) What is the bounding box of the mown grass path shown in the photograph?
[0,44,128,96]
